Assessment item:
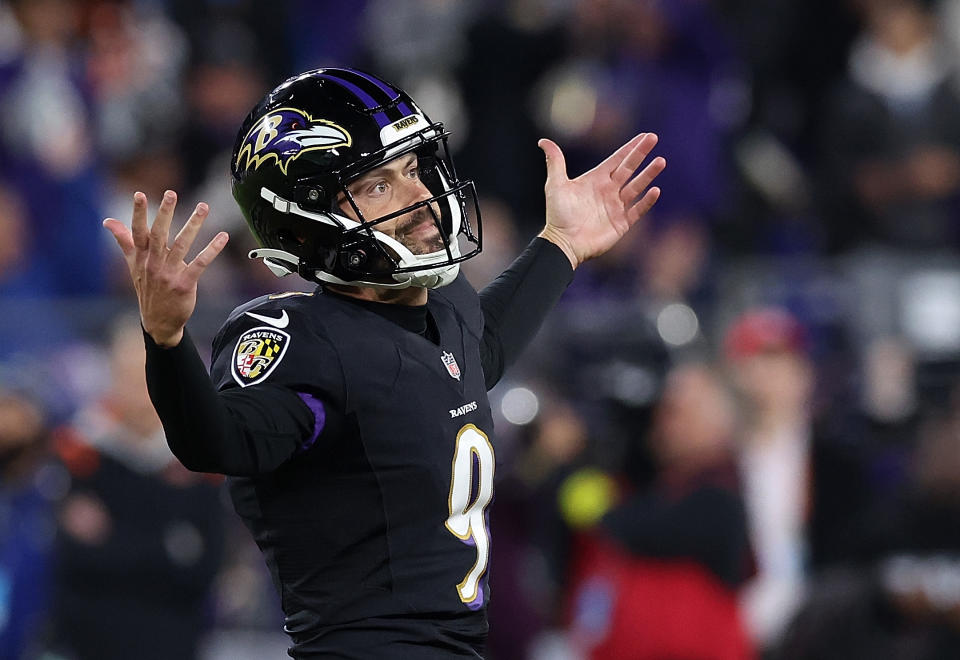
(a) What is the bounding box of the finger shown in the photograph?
[627,187,662,224]
[149,190,178,259]
[184,232,229,283]
[610,133,658,188]
[103,218,135,261]
[538,138,569,184]
[168,202,210,265]
[131,192,149,268]
[620,156,667,203]
[601,132,646,174]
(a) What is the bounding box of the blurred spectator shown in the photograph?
[163,0,291,85]
[45,316,224,660]
[455,1,568,234]
[178,18,266,195]
[539,0,743,223]
[862,337,919,426]
[564,362,753,660]
[85,1,188,164]
[176,18,280,300]
[363,0,478,77]
[811,336,922,563]
[850,378,960,570]
[725,308,814,650]
[722,0,858,143]
[0,179,86,357]
[0,181,31,288]
[820,0,960,251]
[524,0,743,310]
[641,220,711,304]
[725,307,874,652]
[0,0,107,297]
[781,380,960,659]
[0,388,61,660]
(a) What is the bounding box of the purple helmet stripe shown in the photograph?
[318,74,392,127]
[350,69,401,98]
[318,73,380,110]
[398,101,414,116]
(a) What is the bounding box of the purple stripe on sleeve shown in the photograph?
[296,391,327,452]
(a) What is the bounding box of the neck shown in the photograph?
[326,283,428,306]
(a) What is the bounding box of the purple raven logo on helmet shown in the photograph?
[235,107,352,175]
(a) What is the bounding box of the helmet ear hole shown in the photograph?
[338,235,398,277]
[339,248,367,271]
[294,185,328,209]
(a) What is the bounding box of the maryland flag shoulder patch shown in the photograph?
[231,326,291,387]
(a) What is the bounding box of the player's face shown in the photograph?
[341,153,445,255]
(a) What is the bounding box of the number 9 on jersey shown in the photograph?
[445,424,495,606]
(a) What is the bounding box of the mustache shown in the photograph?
[395,207,437,237]
[394,207,446,254]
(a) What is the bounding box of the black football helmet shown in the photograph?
[231,68,482,289]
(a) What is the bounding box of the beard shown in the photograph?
[394,206,446,255]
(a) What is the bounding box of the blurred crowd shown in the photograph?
[2,0,960,658]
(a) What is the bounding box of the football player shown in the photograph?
[104,68,665,658]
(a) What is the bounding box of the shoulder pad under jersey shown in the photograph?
[210,292,345,406]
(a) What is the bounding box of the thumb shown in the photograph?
[103,218,135,258]
[538,138,568,184]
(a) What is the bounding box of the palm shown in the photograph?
[539,133,665,268]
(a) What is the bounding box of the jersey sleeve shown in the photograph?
[478,237,574,389]
[146,298,348,477]
[145,328,317,476]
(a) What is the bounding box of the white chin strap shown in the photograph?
[250,187,462,290]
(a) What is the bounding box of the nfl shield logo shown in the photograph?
[441,351,461,380]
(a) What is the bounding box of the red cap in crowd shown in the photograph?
[723,307,808,361]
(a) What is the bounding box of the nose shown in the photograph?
[406,177,432,205]
[398,173,441,228]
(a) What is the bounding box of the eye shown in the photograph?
[406,166,419,179]
[369,181,389,196]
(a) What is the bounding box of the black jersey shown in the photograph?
[210,273,497,658]
[146,238,574,659]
